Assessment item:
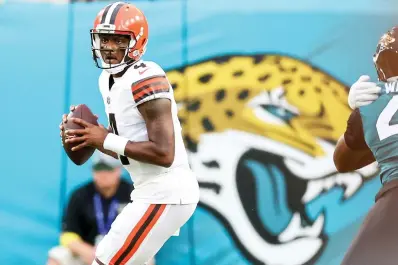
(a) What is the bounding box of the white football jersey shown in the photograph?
[98,60,199,204]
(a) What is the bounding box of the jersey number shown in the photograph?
[109,113,130,165]
[376,96,398,141]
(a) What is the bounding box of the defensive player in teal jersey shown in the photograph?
[334,26,398,265]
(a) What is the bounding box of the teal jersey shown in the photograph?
[359,81,398,184]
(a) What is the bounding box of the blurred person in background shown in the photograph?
[46,152,158,265]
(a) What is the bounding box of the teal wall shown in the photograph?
[0,0,395,264]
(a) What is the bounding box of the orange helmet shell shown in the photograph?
[91,2,149,62]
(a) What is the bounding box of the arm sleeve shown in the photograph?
[343,109,368,150]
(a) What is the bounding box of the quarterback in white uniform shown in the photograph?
[60,2,199,265]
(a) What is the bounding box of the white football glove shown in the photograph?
[348,75,381,110]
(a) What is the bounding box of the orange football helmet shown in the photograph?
[90,2,149,74]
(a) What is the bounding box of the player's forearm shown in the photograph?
[103,133,174,167]
[97,146,118,159]
[124,140,174,167]
[336,153,374,172]
[334,136,375,172]
[66,240,95,264]
[357,151,376,169]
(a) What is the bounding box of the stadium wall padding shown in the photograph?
[0,0,396,264]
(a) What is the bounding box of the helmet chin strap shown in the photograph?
[102,61,128,74]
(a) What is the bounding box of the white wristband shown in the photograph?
[103,133,129,155]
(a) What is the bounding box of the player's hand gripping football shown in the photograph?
[59,105,80,145]
[59,106,112,138]
[64,118,109,151]
[60,105,72,129]
[348,75,381,109]
[59,105,106,150]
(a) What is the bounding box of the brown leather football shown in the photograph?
[62,104,98,165]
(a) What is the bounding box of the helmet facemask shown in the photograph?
[90,27,139,74]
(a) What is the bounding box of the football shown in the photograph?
[62,104,98,165]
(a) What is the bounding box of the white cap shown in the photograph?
[91,151,121,171]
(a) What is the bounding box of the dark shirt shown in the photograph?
[62,179,133,245]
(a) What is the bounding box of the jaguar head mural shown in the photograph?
[166,54,378,265]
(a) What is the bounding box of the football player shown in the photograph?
[334,26,398,264]
[59,2,199,265]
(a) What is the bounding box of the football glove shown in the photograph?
[348,75,381,109]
